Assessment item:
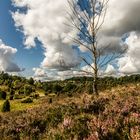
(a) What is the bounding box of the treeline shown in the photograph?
[42,74,140,94]
[1,71,140,97]
[0,72,37,101]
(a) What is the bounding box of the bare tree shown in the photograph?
[67,0,123,95]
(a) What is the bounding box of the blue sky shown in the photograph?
[0,0,140,80]
[0,0,44,76]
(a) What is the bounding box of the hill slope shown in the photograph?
[0,83,139,140]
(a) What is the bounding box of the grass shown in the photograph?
[0,86,46,112]
[0,98,41,112]
[0,83,140,113]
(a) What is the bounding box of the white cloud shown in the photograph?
[0,39,23,72]
[95,0,140,54]
[12,0,81,70]
[32,66,89,81]
[33,67,47,77]
[118,32,140,74]
[102,0,140,36]
[12,0,140,79]
[104,64,116,76]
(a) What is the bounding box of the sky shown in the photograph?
[0,0,44,77]
[0,0,140,80]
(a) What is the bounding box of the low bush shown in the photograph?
[21,97,33,103]
[14,94,25,99]
[63,83,77,93]
[84,97,109,115]
[52,84,63,93]
[30,93,40,99]
[73,115,90,139]
[0,91,7,100]
[24,85,33,95]
[9,95,14,100]
[2,100,10,112]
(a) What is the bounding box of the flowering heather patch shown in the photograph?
[0,84,139,140]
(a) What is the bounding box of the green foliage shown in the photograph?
[2,100,10,112]
[24,84,33,95]
[9,95,14,100]
[14,94,25,99]
[47,107,63,127]
[0,90,7,100]
[28,77,34,85]
[72,115,90,139]
[13,80,22,89]
[18,86,24,94]
[63,82,77,93]
[32,93,39,99]
[0,79,4,85]
[42,83,53,93]
[9,89,15,96]
[52,84,63,93]
[54,133,63,140]
[21,97,33,103]
[87,83,93,94]
[0,72,9,80]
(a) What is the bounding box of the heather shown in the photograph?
[0,83,139,140]
[0,72,140,139]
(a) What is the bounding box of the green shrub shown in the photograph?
[9,89,15,95]
[0,91,7,100]
[84,98,109,115]
[18,86,24,94]
[33,93,40,99]
[9,95,14,100]
[29,93,40,99]
[54,133,63,140]
[2,100,10,112]
[52,84,63,93]
[24,84,33,95]
[72,115,90,139]
[42,83,54,93]
[63,83,76,93]
[47,108,63,127]
[14,94,25,99]
[21,97,33,103]
[87,83,93,94]
[28,77,34,85]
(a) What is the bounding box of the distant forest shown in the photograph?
[1,71,140,97]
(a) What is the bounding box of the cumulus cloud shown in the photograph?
[118,32,140,74]
[0,39,23,72]
[99,0,140,53]
[104,64,116,76]
[12,0,140,79]
[103,0,140,36]
[33,66,89,81]
[12,0,81,71]
[33,67,47,77]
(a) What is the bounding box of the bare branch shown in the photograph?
[81,56,96,71]
[67,0,114,95]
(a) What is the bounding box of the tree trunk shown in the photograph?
[92,3,99,96]
[93,68,99,95]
